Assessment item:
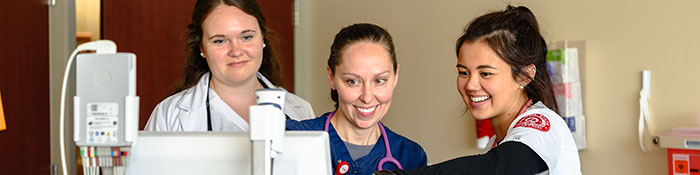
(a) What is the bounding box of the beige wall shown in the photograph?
[296,0,700,174]
[76,0,100,41]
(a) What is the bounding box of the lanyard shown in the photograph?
[491,98,533,148]
[518,99,533,116]
[324,111,403,171]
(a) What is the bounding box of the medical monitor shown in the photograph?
[75,53,137,146]
[127,131,332,175]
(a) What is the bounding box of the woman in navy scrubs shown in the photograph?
[286,23,427,175]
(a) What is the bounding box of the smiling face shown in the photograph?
[328,42,399,129]
[200,4,264,85]
[456,40,529,121]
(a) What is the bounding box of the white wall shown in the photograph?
[296,0,700,174]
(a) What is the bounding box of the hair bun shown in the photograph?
[506,5,518,12]
[505,5,536,17]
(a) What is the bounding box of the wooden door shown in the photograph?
[0,0,51,174]
[258,0,295,92]
[102,0,296,129]
[102,0,195,129]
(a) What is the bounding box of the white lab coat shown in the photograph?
[144,72,315,131]
[486,101,581,175]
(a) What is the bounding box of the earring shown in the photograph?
[200,52,204,57]
[262,43,266,48]
[519,85,524,89]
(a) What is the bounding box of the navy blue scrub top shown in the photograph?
[286,112,428,175]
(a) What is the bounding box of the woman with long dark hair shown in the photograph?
[376,6,581,175]
[145,0,314,131]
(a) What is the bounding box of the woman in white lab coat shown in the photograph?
[145,0,314,131]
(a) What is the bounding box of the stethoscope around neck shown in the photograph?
[324,110,403,171]
[203,73,290,131]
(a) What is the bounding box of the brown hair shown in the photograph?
[174,0,281,94]
[327,23,398,108]
[455,5,559,114]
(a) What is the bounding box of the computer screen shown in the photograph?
[272,131,333,175]
[127,131,332,175]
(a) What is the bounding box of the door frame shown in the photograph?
[49,0,77,174]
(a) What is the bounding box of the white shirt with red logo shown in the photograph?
[486,101,581,175]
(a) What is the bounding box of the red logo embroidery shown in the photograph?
[514,114,550,132]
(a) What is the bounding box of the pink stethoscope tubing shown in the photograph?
[324,111,404,171]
